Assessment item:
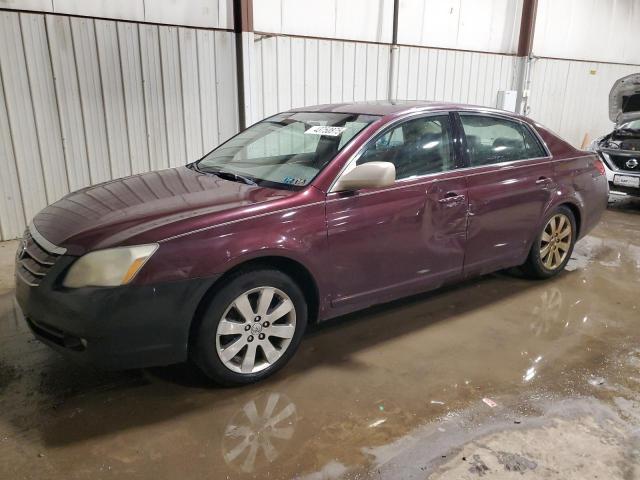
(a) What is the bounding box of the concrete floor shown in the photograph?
[1,198,639,480]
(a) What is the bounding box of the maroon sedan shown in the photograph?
[15,101,608,385]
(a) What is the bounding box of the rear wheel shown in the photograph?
[522,206,576,279]
[192,269,307,385]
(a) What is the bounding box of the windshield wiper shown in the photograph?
[190,163,257,185]
[209,168,257,186]
[187,162,203,173]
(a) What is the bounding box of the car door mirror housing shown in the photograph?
[332,161,396,192]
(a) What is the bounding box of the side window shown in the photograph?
[459,115,546,166]
[357,115,454,180]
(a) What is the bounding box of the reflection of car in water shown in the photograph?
[589,73,640,197]
[529,284,591,338]
[223,393,297,473]
[523,265,595,384]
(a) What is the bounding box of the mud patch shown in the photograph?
[468,454,490,476]
[0,361,19,392]
[495,451,537,474]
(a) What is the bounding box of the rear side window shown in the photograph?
[357,115,454,180]
[459,114,546,166]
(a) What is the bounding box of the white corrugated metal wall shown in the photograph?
[533,0,640,65]
[249,0,522,124]
[249,0,640,148]
[0,9,238,241]
[1,0,640,241]
[397,0,523,54]
[249,35,390,124]
[529,0,640,147]
[528,59,640,147]
[393,47,518,106]
[0,0,234,28]
[253,0,394,43]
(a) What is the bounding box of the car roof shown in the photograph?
[287,100,516,118]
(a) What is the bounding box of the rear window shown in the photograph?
[460,115,547,166]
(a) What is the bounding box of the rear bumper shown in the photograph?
[14,256,217,370]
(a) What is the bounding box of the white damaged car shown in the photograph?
[589,73,640,197]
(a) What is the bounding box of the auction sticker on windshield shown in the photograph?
[305,126,346,136]
[614,175,640,188]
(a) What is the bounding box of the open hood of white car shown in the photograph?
[609,73,640,123]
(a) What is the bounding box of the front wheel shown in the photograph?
[192,269,307,386]
[521,206,576,279]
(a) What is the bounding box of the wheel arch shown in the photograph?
[557,201,582,238]
[523,199,583,266]
[188,255,321,350]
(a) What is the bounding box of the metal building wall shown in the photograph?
[529,0,640,146]
[2,1,640,242]
[528,58,640,147]
[0,10,238,241]
[253,0,394,43]
[398,0,523,54]
[250,38,517,128]
[249,34,390,124]
[533,0,640,65]
[392,46,518,107]
[0,0,234,29]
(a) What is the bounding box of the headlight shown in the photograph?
[63,244,158,288]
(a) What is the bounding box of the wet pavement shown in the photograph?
[1,198,639,479]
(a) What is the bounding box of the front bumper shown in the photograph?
[600,151,640,196]
[15,255,217,370]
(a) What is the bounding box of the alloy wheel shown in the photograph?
[215,287,296,374]
[540,213,572,270]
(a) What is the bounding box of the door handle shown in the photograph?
[438,192,466,204]
[535,176,552,185]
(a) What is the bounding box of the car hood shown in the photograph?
[32,166,295,254]
[609,73,640,122]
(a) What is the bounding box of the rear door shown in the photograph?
[326,113,468,310]
[455,112,553,276]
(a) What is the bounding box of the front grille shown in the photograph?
[15,229,61,286]
[604,152,640,172]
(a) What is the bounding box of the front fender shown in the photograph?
[135,202,329,291]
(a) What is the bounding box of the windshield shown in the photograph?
[195,112,379,189]
[618,119,640,132]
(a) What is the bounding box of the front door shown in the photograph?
[455,113,554,276]
[326,113,468,310]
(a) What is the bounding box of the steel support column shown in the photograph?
[515,0,538,115]
[233,0,253,130]
[388,0,400,100]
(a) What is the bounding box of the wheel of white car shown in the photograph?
[192,269,307,385]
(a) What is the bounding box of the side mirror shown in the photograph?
[332,161,396,192]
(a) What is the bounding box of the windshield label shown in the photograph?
[283,176,307,186]
[304,126,346,137]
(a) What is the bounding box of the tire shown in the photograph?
[521,206,577,279]
[192,269,307,386]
